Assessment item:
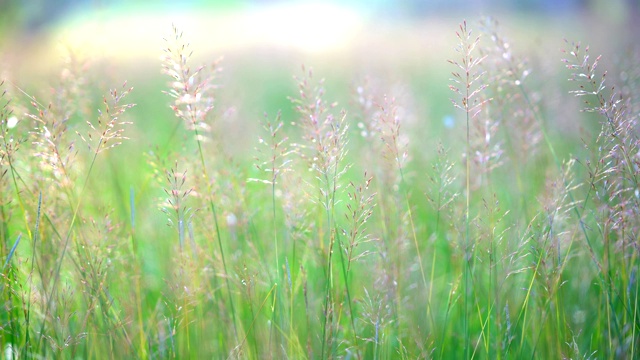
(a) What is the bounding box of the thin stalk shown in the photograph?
[244,278,258,358]
[487,216,494,359]
[464,67,472,360]
[320,171,334,359]
[184,288,191,355]
[515,249,540,357]
[37,139,102,353]
[427,153,453,348]
[4,145,32,242]
[483,170,496,359]
[288,255,294,357]
[439,277,461,358]
[449,21,484,358]
[321,150,343,358]
[471,299,495,358]
[375,179,401,339]
[193,129,238,342]
[631,270,638,360]
[516,72,606,303]
[162,27,236,346]
[396,162,439,356]
[129,187,148,359]
[231,283,277,359]
[269,178,283,354]
[336,230,359,355]
[272,181,279,278]
[398,166,431,328]
[24,192,42,353]
[46,88,132,353]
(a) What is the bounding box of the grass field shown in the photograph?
[1,9,640,359]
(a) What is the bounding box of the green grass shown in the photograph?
[1,16,639,359]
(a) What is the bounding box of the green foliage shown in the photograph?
[0,17,639,359]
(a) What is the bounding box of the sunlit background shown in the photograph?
[2,0,637,70]
[1,0,638,152]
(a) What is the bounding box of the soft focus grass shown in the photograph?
[1,12,639,359]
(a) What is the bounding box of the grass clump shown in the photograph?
[0,17,639,359]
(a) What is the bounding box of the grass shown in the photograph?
[1,15,639,359]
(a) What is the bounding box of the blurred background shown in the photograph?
[1,0,637,72]
[0,0,638,155]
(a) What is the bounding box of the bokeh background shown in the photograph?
[0,0,640,119]
[0,0,638,159]
[1,2,640,357]
[0,0,640,202]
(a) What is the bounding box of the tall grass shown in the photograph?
[0,17,639,359]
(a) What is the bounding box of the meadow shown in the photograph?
[1,13,639,359]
